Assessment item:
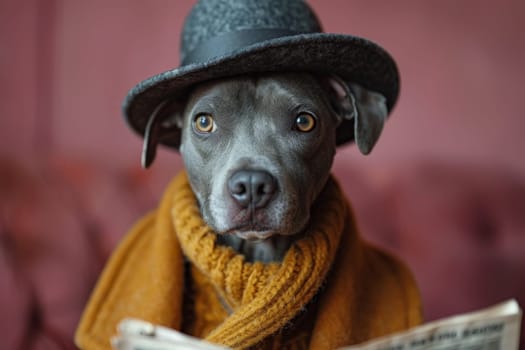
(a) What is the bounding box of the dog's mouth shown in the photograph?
[222,225,277,241]
[219,205,285,240]
[205,178,307,243]
[214,200,305,241]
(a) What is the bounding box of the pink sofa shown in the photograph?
[1,156,523,349]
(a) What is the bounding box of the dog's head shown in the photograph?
[144,72,387,258]
[179,73,340,241]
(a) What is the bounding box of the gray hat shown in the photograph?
[122,0,400,151]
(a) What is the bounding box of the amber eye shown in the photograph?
[295,112,316,132]
[194,114,215,133]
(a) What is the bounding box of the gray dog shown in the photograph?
[145,72,387,262]
[75,2,424,348]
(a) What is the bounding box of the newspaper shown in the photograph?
[111,299,521,350]
[340,300,522,350]
[111,319,228,350]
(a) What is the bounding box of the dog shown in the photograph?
[145,72,387,262]
[75,2,423,348]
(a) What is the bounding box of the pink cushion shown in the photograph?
[1,157,523,348]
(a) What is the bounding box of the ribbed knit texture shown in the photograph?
[172,173,344,348]
[75,172,422,350]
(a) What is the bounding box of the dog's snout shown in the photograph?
[228,170,277,209]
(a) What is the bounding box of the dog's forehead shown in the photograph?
[185,73,326,112]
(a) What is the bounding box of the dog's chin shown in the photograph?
[217,227,299,263]
[231,229,278,241]
[220,221,305,241]
[212,213,309,242]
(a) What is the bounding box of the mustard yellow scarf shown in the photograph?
[75,172,422,350]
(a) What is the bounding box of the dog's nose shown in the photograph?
[228,170,277,208]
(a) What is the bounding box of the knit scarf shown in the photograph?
[75,172,422,350]
[172,172,343,348]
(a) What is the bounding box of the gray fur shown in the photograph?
[351,83,388,154]
[165,73,386,262]
[178,73,337,261]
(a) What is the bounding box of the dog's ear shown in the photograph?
[142,100,183,168]
[350,82,388,154]
[328,76,388,155]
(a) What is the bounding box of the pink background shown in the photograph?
[2,0,525,174]
[1,0,525,348]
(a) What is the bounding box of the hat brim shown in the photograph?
[122,33,400,149]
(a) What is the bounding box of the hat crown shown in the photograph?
[181,0,322,63]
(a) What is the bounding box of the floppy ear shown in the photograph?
[329,76,388,155]
[350,82,388,154]
[142,100,183,168]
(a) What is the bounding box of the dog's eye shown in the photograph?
[193,114,216,133]
[294,112,316,132]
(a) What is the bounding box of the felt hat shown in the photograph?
[122,0,400,151]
